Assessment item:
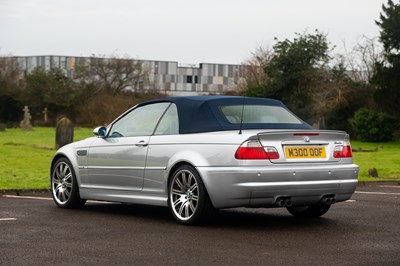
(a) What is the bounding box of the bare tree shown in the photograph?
[238,46,273,93]
[338,37,383,82]
[0,56,24,93]
[74,54,151,96]
[310,69,352,129]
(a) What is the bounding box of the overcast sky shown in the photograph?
[0,0,388,65]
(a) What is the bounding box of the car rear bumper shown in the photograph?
[197,164,359,209]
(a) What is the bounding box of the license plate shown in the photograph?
[285,146,326,159]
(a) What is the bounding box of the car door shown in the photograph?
[144,103,180,194]
[87,102,171,191]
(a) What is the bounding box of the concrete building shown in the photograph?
[3,55,246,95]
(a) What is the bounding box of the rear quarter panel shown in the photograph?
[144,131,252,193]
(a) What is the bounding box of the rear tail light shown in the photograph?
[235,140,267,159]
[235,140,279,160]
[333,145,353,158]
[265,147,279,159]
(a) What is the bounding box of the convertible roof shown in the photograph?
[140,96,312,134]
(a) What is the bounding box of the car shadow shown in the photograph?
[80,202,175,223]
[212,208,337,229]
[74,202,338,230]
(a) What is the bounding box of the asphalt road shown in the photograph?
[1,184,400,266]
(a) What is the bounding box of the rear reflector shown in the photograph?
[235,140,279,160]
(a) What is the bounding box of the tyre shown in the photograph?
[51,157,86,208]
[286,204,331,218]
[168,165,215,225]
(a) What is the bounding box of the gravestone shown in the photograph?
[55,117,74,149]
[42,107,49,124]
[20,106,33,131]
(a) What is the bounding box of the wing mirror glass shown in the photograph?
[93,126,107,138]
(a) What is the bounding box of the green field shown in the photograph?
[0,127,93,189]
[351,140,400,181]
[0,127,399,189]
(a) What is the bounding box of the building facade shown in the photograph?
[3,55,246,95]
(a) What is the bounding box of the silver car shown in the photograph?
[50,96,359,225]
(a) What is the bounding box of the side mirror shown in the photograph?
[93,126,107,138]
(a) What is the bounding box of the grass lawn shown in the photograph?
[0,127,93,189]
[351,140,400,181]
[1,127,399,189]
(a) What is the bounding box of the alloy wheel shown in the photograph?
[52,161,73,205]
[170,169,199,221]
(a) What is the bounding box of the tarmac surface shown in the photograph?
[1,183,400,265]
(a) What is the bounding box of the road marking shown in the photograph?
[345,200,356,203]
[378,185,400,189]
[3,195,52,200]
[2,195,112,204]
[355,191,400,196]
[0,218,17,221]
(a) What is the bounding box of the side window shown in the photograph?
[154,104,179,135]
[109,102,170,137]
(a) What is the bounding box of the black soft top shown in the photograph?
[139,96,312,134]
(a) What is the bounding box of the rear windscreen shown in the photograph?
[220,105,303,124]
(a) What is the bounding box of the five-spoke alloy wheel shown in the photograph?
[51,158,86,208]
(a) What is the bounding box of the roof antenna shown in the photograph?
[239,96,245,135]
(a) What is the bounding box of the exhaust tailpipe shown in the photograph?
[276,199,286,207]
[275,197,292,207]
[321,196,336,206]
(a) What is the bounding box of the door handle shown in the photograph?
[136,140,148,147]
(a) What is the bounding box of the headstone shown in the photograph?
[0,123,6,131]
[42,107,48,124]
[55,117,74,149]
[20,105,33,131]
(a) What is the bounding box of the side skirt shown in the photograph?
[79,187,168,207]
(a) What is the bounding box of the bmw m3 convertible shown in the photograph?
[50,96,359,224]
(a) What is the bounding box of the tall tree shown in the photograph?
[245,30,332,122]
[0,57,24,123]
[372,0,400,118]
[25,67,77,121]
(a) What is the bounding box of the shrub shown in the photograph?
[349,108,398,142]
[76,91,165,127]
